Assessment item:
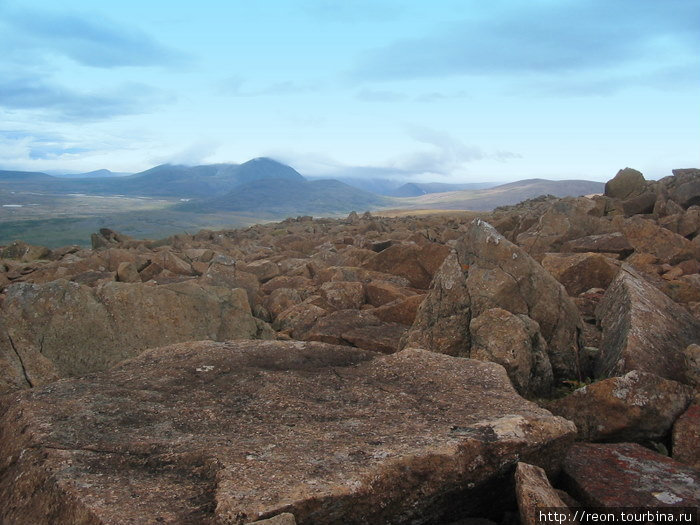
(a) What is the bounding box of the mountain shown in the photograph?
[178,177,389,216]
[0,158,306,198]
[0,170,55,182]
[52,169,132,178]
[391,182,495,197]
[394,179,605,211]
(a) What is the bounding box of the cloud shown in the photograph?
[269,127,521,179]
[352,0,700,85]
[356,88,406,102]
[0,74,170,120]
[385,126,521,174]
[151,141,221,166]
[217,77,315,97]
[300,0,402,23]
[0,129,102,169]
[0,6,186,68]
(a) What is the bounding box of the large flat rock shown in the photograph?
[0,340,575,525]
[562,442,700,508]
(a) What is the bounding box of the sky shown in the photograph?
[0,0,698,182]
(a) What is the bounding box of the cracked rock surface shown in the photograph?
[0,340,575,525]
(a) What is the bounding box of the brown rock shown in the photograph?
[620,216,700,264]
[319,281,365,310]
[0,341,575,524]
[154,250,193,276]
[604,167,646,199]
[404,219,583,382]
[595,266,700,382]
[542,252,620,296]
[272,302,327,338]
[547,371,694,442]
[562,442,700,507]
[672,402,700,469]
[116,261,140,283]
[470,308,553,397]
[669,169,700,208]
[515,463,571,525]
[0,241,51,262]
[305,310,406,353]
[560,232,633,257]
[373,294,425,326]
[256,513,297,524]
[315,266,411,288]
[0,279,273,392]
[620,191,657,216]
[239,259,280,283]
[362,242,450,289]
[139,261,164,282]
[261,275,314,295]
[202,263,261,308]
[515,197,608,257]
[682,344,700,387]
[365,280,412,307]
[264,288,303,319]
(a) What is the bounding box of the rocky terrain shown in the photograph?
[0,167,699,524]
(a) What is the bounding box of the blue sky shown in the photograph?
[0,0,698,182]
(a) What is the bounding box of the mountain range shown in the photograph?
[1,157,605,246]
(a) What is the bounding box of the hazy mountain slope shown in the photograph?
[392,182,495,197]
[52,169,132,178]
[178,178,390,216]
[0,170,56,183]
[0,158,306,198]
[393,179,605,211]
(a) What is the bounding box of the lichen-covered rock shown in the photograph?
[682,344,700,387]
[547,371,694,442]
[319,281,365,310]
[541,252,620,296]
[361,242,450,289]
[595,266,700,382]
[304,310,406,353]
[404,219,583,382]
[514,197,609,257]
[515,463,571,525]
[562,442,700,507]
[604,167,647,199]
[0,341,576,525]
[672,402,700,469]
[619,216,700,264]
[470,308,553,397]
[373,294,425,326]
[0,279,273,393]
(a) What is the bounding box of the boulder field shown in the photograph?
[0,167,699,523]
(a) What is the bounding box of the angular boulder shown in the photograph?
[0,279,273,393]
[547,371,694,442]
[604,167,647,199]
[672,402,700,469]
[541,252,620,296]
[470,308,553,397]
[562,443,700,507]
[595,266,700,382]
[515,463,571,525]
[361,242,450,289]
[404,219,583,382]
[304,310,406,353]
[0,341,576,525]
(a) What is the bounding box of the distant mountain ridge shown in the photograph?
[0,158,305,198]
[178,177,389,215]
[394,178,605,211]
